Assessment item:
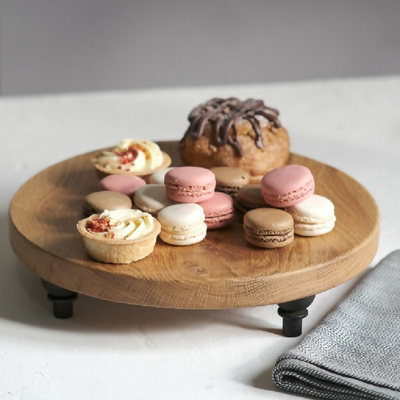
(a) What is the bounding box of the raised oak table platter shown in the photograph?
[9,141,379,336]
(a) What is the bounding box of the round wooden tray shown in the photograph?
[9,141,379,309]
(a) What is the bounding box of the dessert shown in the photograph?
[98,174,146,200]
[77,209,161,263]
[243,208,294,249]
[180,98,290,183]
[134,184,177,216]
[234,184,270,215]
[261,165,315,208]
[157,204,207,246]
[197,192,235,229]
[285,194,336,236]
[164,166,216,203]
[210,167,250,198]
[149,167,175,184]
[92,139,171,180]
[83,191,132,216]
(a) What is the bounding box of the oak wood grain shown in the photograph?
[9,141,379,309]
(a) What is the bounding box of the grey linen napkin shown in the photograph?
[272,250,400,400]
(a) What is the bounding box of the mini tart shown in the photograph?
[180,98,290,183]
[92,151,171,181]
[77,210,161,264]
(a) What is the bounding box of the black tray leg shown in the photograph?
[41,279,78,319]
[277,295,316,337]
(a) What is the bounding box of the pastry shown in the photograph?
[243,208,294,249]
[157,204,207,246]
[210,167,250,198]
[164,166,216,203]
[98,174,146,200]
[197,192,235,229]
[234,184,269,215]
[133,184,177,216]
[285,194,336,236]
[180,98,290,183]
[149,167,175,184]
[261,165,314,208]
[77,209,161,263]
[83,191,132,216]
[92,138,171,180]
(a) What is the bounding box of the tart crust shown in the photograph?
[77,217,161,264]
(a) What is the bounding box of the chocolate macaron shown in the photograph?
[210,167,250,198]
[235,184,269,215]
[83,191,132,216]
[243,208,294,249]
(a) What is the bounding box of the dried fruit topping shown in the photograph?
[86,216,112,233]
[114,144,141,165]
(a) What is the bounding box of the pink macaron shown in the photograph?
[261,165,314,207]
[164,166,216,203]
[197,192,235,229]
[98,174,146,200]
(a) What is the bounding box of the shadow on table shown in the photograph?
[3,201,283,342]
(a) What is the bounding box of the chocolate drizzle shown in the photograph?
[181,98,281,157]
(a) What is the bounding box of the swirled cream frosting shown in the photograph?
[85,209,155,240]
[95,139,163,172]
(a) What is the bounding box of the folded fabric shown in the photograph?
[273,250,400,400]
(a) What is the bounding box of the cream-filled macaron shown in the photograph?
[285,194,336,236]
[157,203,207,246]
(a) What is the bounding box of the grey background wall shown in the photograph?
[1,0,400,96]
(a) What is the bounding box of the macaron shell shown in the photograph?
[149,167,175,184]
[294,217,336,236]
[157,203,205,230]
[210,167,250,197]
[197,192,235,230]
[286,194,335,224]
[235,184,269,213]
[83,191,132,215]
[164,166,216,203]
[134,184,176,215]
[98,175,146,199]
[261,165,315,207]
[159,222,207,246]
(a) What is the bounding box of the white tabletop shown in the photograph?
[2,76,400,399]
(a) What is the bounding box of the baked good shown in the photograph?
[210,167,250,198]
[261,165,314,208]
[285,194,336,236]
[98,174,146,200]
[180,98,290,183]
[83,191,132,216]
[243,208,294,249]
[92,139,171,180]
[149,167,175,184]
[133,184,177,216]
[164,166,216,203]
[234,184,269,215]
[77,209,160,263]
[197,192,235,229]
[157,204,207,246]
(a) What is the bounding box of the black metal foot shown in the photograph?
[277,295,316,337]
[41,279,78,319]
